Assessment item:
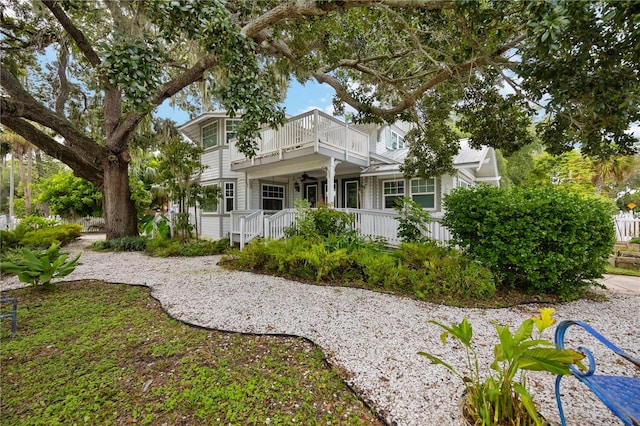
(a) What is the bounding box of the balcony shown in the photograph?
[230,109,369,170]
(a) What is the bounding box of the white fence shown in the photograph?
[614,212,639,242]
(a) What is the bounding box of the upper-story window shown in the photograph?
[386,129,406,150]
[225,119,240,144]
[410,178,436,209]
[202,121,219,149]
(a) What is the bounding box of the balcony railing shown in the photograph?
[230,109,369,164]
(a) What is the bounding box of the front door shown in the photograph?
[305,184,318,207]
[345,180,359,209]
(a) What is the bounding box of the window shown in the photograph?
[224,182,235,213]
[200,185,219,212]
[202,122,218,149]
[386,129,405,150]
[457,178,470,189]
[383,180,405,208]
[411,178,436,209]
[225,119,240,144]
[262,184,284,210]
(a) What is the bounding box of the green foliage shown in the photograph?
[139,213,171,239]
[91,236,149,252]
[35,171,102,218]
[285,201,356,240]
[18,224,82,249]
[393,197,432,243]
[419,308,585,426]
[172,212,193,241]
[443,186,617,299]
[630,237,640,245]
[0,282,379,425]
[225,237,495,301]
[1,218,81,251]
[145,237,229,257]
[0,243,81,289]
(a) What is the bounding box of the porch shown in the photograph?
[229,109,369,170]
[229,208,452,250]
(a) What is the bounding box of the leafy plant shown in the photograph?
[419,308,585,426]
[394,197,432,243]
[443,185,616,299]
[630,237,640,245]
[0,243,81,289]
[139,213,171,239]
[91,236,149,252]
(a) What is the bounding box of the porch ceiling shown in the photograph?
[241,154,363,180]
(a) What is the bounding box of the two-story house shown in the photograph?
[178,109,500,244]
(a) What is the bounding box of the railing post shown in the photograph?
[314,109,319,151]
[240,217,245,251]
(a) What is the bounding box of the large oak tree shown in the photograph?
[1,0,638,238]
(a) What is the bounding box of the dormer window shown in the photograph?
[386,129,405,150]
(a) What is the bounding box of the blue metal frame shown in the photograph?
[554,320,640,426]
[0,297,17,338]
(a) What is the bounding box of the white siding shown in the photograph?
[200,149,221,181]
[200,214,222,240]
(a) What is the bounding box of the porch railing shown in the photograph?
[229,109,369,163]
[231,208,452,249]
[238,210,264,250]
[264,208,297,240]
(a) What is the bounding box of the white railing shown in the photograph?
[232,208,453,250]
[342,208,402,246]
[614,212,639,242]
[264,208,296,240]
[230,109,369,163]
[239,210,264,250]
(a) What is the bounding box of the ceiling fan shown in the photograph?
[300,172,318,182]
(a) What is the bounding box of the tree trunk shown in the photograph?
[25,145,33,216]
[102,151,138,239]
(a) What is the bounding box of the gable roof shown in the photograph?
[361,139,497,178]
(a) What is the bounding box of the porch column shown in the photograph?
[326,157,339,207]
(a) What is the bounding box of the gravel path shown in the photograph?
[1,243,638,426]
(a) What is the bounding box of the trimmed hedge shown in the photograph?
[442,186,616,299]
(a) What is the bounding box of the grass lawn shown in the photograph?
[0,281,382,426]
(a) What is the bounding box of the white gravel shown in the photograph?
[1,242,638,426]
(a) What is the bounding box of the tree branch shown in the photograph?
[1,116,103,186]
[1,68,105,163]
[312,32,528,118]
[41,0,101,67]
[242,0,455,38]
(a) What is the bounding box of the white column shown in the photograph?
[326,157,339,207]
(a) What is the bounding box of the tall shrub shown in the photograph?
[442,186,615,299]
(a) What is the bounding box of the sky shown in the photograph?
[156,79,345,126]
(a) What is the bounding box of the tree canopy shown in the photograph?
[1,0,638,237]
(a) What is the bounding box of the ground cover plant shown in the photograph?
[0,281,382,426]
[90,236,229,257]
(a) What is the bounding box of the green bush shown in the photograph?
[2,221,82,251]
[442,186,616,299]
[630,237,640,244]
[285,201,355,240]
[19,224,83,248]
